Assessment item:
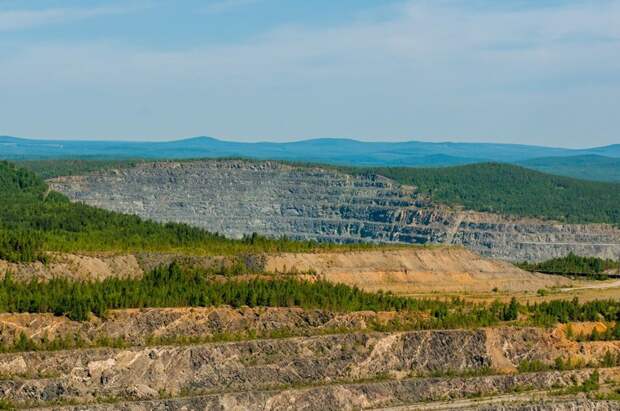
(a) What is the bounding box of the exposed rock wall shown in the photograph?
[4,309,617,369]
[0,307,410,347]
[13,367,620,410]
[32,374,620,411]
[49,160,620,262]
[2,319,620,409]
[2,326,619,406]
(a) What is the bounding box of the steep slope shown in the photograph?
[49,160,620,262]
[265,248,570,292]
[1,321,619,409]
[0,247,571,292]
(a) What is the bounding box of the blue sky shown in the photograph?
[0,0,618,147]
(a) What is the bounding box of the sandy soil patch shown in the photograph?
[265,247,572,293]
[0,253,143,282]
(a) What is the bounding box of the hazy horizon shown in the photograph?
[1,0,619,147]
[2,134,618,150]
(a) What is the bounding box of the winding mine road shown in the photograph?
[561,279,620,292]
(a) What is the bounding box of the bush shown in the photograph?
[0,230,47,263]
[517,252,618,277]
[529,298,620,325]
[517,360,550,373]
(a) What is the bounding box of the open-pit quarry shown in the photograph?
[1,159,619,410]
[2,246,620,410]
[49,160,620,262]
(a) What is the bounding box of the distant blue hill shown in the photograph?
[518,155,620,182]
[1,135,619,181]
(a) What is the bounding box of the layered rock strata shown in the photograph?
[50,160,620,261]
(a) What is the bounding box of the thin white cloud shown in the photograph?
[201,0,260,15]
[0,4,141,31]
[0,0,618,144]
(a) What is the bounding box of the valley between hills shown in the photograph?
[1,159,620,410]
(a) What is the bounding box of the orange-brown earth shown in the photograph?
[265,247,572,293]
[0,246,573,294]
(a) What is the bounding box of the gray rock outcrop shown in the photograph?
[49,160,620,262]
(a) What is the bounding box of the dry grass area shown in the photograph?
[0,253,143,282]
[403,280,620,304]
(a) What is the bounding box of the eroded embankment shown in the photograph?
[1,315,620,404]
[0,307,411,347]
[0,305,619,409]
[28,370,620,411]
[0,253,144,282]
[4,361,620,409]
[264,247,571,293]
[2,308,619,366]
[0,247,572,293]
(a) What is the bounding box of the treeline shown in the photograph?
[343,163,620,225]
[0,161,388,262]
[0,263,492,322]
[0,160,47,194]
[16,159,620,226]
[517,252,619,277]
[17,159,139,179]
[1,262,619,329]
[0,231,47,263]
[528,298,620,326]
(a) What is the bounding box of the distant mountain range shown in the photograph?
[517,155,620,183]
[1,135,619,182]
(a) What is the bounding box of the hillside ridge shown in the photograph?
[1,135,617,161]
[48,159,620,262]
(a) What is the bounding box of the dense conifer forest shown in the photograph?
[1,262,618,326]
[0,263,452,321]
[346,163,620,225]
[517,253,620,277]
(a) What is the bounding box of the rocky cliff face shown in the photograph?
[49,160,620,262]
[22,371,620,411]
[2,305,620,410]
[1,320,619,409]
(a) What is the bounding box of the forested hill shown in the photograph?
[8,159,620,228]
[518,155,620,182]
[0,162,379,263]
[347,163,620,225]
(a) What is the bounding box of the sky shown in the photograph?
[0,0,618,147]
